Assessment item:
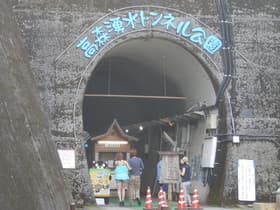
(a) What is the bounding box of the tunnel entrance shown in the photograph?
[83,38,216,136]
[82,37,219,198]
[51,5,227,204]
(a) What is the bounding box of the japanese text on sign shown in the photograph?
[76,10,223,58]
[238,159,256,201]
[159,153,180,183]
[57,150,75,169]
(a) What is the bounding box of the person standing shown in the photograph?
[180,156,192,206]
[128,149,144,206]
[114,152,131,206]
[156,157,168,193]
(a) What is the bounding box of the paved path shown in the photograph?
[78,205,249,210]
[77,197,250,210]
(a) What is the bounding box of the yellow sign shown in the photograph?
[89,168,111,197]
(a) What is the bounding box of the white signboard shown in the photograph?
[238,159,256,201]
[57,150,75,169]
[233,136,240,143]
[95,198,105,205]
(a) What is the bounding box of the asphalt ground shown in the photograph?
[78,205,248,210]
[77,197,249,210]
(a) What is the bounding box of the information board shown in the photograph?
[238,159,256,201]
[89,168,111,197]
[158,152,180,183]
[57,150,75,169]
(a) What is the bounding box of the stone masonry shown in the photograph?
[2,0,279,205]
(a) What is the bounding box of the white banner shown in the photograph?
[238,159,256,201]
[57,150,75,169]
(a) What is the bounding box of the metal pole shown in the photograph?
[84,94,186,100]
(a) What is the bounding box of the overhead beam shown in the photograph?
[84,94,186,100]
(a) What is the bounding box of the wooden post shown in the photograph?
[168,183,172,206]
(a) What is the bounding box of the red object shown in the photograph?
[157,187,166,209]
[191,189,200,209]
[177,188,187,210]
[144,186,153,209]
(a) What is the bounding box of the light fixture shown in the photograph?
[139,125,143,131]
[125,129,129,133]
[97,140,128,145]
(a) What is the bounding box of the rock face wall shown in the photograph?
[222,0,280,203]
[3,0,280,204]
[0,1,70,209]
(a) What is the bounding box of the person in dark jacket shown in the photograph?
[180,156,192,206]
[156,158,168,193]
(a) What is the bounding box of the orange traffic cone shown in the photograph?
[175,188,187,210]
[157,187,168,210]
[144,186,153,210]
[190,189,202,210]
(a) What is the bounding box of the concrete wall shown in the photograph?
[222,0,280,203]
[0,0,70,209]
[9,0,222,202]
[5,0,280,204]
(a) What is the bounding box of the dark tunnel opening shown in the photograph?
[82,38,218,196]
[82,38,216,136]
[83,56,186,136]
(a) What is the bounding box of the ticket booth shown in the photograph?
[89,119,138,202]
